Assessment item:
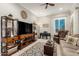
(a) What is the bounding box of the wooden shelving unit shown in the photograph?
[1,16,36,56]
[1,33,36,56]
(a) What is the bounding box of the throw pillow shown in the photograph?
[67,37,74,44]
[66,36,72,43]
[66,36,78,46]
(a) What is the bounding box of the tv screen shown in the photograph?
[17,21,32,35]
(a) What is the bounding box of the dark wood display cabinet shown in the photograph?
[1,16,18,56]
[1,36,19,56]
[1,15,36,56]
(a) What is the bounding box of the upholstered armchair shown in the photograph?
[53,30,68,44]
[58,30,69,39]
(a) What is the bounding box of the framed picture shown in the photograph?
[43,24,49,28]
[21,10,27,19]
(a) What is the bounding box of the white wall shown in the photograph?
[0,3,37,37]
[71,8,79,34]
[0,3,37,22]
[35,16,51,33]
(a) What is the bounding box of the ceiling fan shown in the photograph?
[40,3,55,9]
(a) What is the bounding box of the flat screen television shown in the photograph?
[17,21,32,35]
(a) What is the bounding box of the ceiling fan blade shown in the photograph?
[48,3,55,6]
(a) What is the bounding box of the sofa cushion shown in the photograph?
[76,49,79,54]
[62,47,79,56]
[66,36,78,46]
[60,40,79,56]
[61,40,79,50]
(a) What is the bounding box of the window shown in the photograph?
[55,18,65,32]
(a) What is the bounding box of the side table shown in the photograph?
[44,45,54,56]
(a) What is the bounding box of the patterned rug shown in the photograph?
[18,39,57,56]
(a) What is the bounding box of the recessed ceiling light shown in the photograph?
[59,8,63,10]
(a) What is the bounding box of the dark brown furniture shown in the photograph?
[53,36,60,44]
[1,16,18,56]
[40,31,51,39]
[44,40,54,56]
[44,45,54,56]
[1,33,36,56]
[53,30,68,44]
[1,15,36,56]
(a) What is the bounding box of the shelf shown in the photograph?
[1,33,35,56]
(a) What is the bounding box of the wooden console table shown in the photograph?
[1,33,36,56]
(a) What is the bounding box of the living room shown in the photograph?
[0,3,79,56]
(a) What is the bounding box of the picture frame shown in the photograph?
[43,24,49,28]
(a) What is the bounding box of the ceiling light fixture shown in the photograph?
[59,8,63,11]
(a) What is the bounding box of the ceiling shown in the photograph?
[20,3,79,17]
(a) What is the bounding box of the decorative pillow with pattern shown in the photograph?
[66,36,78,46]
[66,36,72,43]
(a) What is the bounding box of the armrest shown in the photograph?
[54,35,59,37]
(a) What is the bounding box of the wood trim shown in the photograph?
[1,32,35,56]
[2,34,34,43]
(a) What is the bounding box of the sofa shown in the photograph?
[58,35,79,56]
